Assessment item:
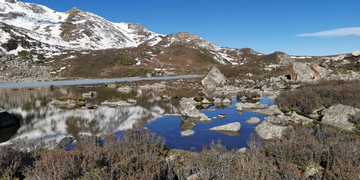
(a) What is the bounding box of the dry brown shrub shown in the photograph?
[276,80,360,115]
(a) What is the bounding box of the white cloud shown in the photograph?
[297,27,360,37]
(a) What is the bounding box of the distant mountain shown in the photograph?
[0,0,263,66]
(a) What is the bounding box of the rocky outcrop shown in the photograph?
[321,104,360,131]
[255,121,292,139]
[209,122,241,132]
[201,66,227,87]
[289,62,315,82]
[352,50,360,57]
[289,60,328,82]
[0,108,20,129]
[179,97,211,122]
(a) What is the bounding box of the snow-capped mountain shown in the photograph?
[0,0,263,65]
[0,0,163,54]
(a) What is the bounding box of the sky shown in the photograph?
[21,0,360,56]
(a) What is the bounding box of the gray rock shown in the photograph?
[201,98,212,104]
[223,98,231,104]
[58,136,75,149]
[246,117,261,124]
[218,115,227,119]
[247,105,284,116]
[201,66,227,87]
[289,62,315,82]
[255,121,291,139]
[322,104,360,131]
[265,115,294,126]
[238,147,247,154]
[108,84,117,88]
[275,51,293,65]
[0,109,20,129]
[352,50,360,56]
[235,103,242,111]
[290,111,313,124]
[213,98,222,105]
[117,86,133,94]
[209,122,241,132]
[267,95,277,100]
[181,130,195,137]
[179,97,210,122]
[212,117,218,120]
[207,109,216,112]
[187,174,199,180]
[127,99,137,104]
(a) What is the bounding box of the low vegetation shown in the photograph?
[236,90,261,99]
[1,126,359,179]
[276,80,360,115]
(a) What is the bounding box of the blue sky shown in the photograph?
[22,0,359,56]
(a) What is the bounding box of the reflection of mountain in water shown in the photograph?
[0,86,197,144]
[10,106,163,141]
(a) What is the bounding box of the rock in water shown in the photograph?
[58,136,75,149]
[209,122,241,132]
[246,117,261,124]
[181,130,195,137]
[179,98,211,122]
[0,108,20,129]
[201,66,227,87]
[322,104,359,131]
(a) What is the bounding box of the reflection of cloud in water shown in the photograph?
[5,105,163,144]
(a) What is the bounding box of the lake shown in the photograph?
[0,83,273,151]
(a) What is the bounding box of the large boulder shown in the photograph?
[179,97,211,121]
[0,108,20,129]
[201,66,227,87]
[311,61,329,80]
[209,122,241,132]
[289,62,315,82]
[255,121,292,139]
[275,51,293,65]
[321,104,360,131]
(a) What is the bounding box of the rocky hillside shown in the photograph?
[0,0,358,82]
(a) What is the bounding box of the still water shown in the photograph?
[0,85,272,151]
